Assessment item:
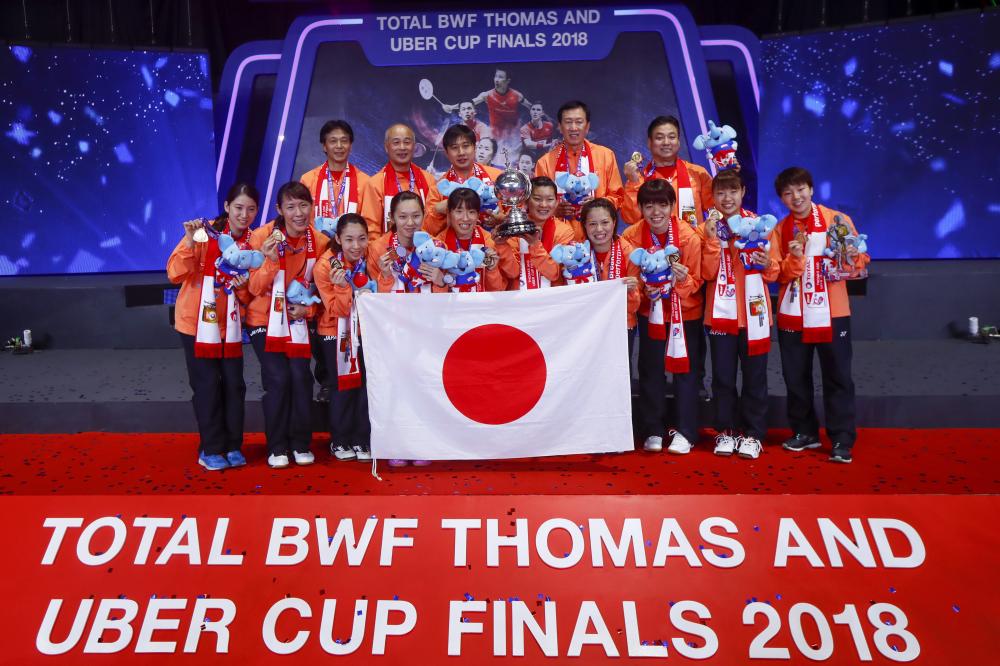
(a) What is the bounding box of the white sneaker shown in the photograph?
[293,451,315,466]
[267,454,289,468]
[643,435,663,452]
[353,445,372,462]
[714,432,737,456]
[330,443,357,461]
[737,436,762,460]
[667,432,693,455]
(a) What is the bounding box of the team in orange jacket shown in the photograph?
[436,188,517,292]
[505,176,576,290]
[578,198,642,330]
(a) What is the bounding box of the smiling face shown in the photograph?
[641,201,674,234]
[446,136,476,173]
[224,193,258,236]
[277,196,312,238]
[558,107,589,148]
[526,185,557,223]
[449,203,479,240]
[384,124,415,170]
[321,128,352,167]
[648,121,680,165]
[584,209,615,250]
[392,199,424,246]
[713,183,745,217]
[780,182,814,218]
[335,220,368,263]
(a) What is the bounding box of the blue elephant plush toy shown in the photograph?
[728,214,778,272]
[285,279,321,306]
[437,177,500,215]
[215,234,264,293]
[692,120,739,171]
[550,241,595,284]
[554,171,599,206]
[397,231,458,290]
[628,245,680,299]
[447,247,486,291]
[314,216,338,238]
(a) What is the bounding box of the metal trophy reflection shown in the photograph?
[492,165,537,239]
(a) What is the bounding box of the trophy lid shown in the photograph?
[495,167,531,206]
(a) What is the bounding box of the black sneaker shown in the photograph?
[829,445,853,464]
[782,433,821,452]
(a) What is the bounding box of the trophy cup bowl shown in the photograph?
[493,168,538,238]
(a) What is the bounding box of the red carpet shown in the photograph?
[1,428,996,496]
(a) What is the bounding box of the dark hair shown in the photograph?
[336,212,367,236]
[389,191,424,219]
[320,119,354,144]
[276,181,312,207]
[637,178,677,208]
[581,198,619,243]
[530,176,557,195]
[712,169,745,192]
[213,181,260,231]
[448,187,481,213]
[478,136,497,153]
[647,115,680,138]
[273,181,313,229]
[443,124,477,149]
[557,100,590,123]
[494,68,509,79]
[774,166,813,196]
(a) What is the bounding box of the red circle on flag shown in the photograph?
[442,324,546,425]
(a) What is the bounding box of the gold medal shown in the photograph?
[271,229,285,243]
[330,257,343,271]
[630,151,643,164]
[192,228,209,243]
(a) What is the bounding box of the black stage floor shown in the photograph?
[1,339,995,433]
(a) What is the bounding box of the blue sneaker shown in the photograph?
[225,450,247,467]
[199,453,230,471]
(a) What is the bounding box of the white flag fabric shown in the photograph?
[356,280,633,460]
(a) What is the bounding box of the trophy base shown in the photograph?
[494,211,538,239]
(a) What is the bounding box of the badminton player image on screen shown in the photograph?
[437,68,535,162]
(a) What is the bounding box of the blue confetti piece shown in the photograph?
[753,525,760,532]
[48,110,62,125]
[78,140,89,154]
[938,60,953,76]
[892,645,898,652]
[30,147,41,158]
[776,594,782,600]
[11,45,32,63]
[890,121,915,134]
[335,639,342,644]
[668,601,675,607]
[941,92,966,105]
[929,158,945,172]
[197,594,205,599]
[21,232,35,249]
[840,99,858,119]
[155,56,169,70]
[952,604,960,613]
[356,609,362,616]
[144,200,153,222]
[719,553,730,558]
[843,57,857,76]
[114,143,134,164]
[698,544,705,550]
[464,593,474,601]
[5,122,36,146]
[781,95,791,116]
[688,641,696,648]
[393,595,399,601]
[935,199,965,239]
[83,106,105,125]
[164,90,180,107]
[328,536,334,544]
[751,597,758,602]
[803,93,826,117]
[889,587,896,594]
[141,65,154,89]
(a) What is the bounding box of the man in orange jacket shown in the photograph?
[771,166,870,464]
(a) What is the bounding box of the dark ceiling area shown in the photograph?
[1,0,991,87]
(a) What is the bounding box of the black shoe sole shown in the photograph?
[782,442,821,452]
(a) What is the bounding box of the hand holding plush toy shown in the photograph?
[629,245,680,300]
[550,241,595,284]
[446,247,486,291]
[728,214,777,272]
[693,120,739,171]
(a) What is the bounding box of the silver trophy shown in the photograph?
[493,166,537,238]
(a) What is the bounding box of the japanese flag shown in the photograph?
[356,280,633,460]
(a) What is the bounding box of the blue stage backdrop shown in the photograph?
[760,11,1000,259]
[0,45,217,275]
